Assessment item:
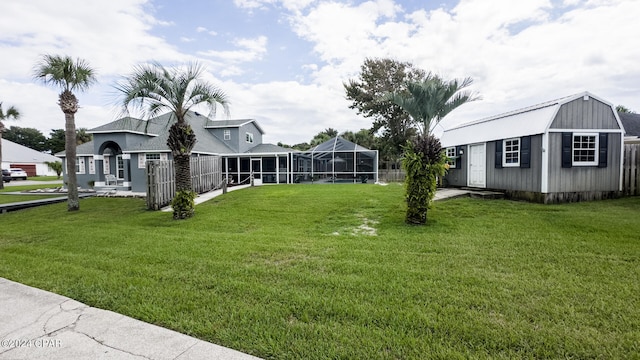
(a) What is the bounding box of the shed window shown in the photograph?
[246,132,254,143]
[503,138,520,167]
[445,147,457,168]
[224,130,231,140]
[573,133,598,166]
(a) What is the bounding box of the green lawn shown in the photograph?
[0,184,638,359]
[27,175,61,181]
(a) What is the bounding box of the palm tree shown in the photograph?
[388,74,477,225]
[0,102,21,190]
[33,55,96,211]
[115,62,229,219]
[388,73,477,136]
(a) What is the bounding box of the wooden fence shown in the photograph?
[623,144,639,196]
[146,156,222,210]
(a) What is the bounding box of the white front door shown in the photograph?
[116,155,125,180]
[468,143,486,188]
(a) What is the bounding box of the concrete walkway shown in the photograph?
[0,278,261,360]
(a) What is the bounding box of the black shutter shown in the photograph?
[598,133,608,168]
[520,136,531,169]
[562,132,572,168]
[456,146,463,169]
[495,140,503,169]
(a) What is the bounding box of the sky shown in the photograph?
[1,0,639,146]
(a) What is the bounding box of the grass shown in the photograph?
[27,175,61,181]
[0,184,638,359]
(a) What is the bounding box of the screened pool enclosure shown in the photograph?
[222,137,378,184]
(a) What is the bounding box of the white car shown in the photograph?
[10,168,28,180]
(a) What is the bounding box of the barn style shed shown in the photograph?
[440,92,625,203]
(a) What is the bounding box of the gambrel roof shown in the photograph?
[440,92,623,147]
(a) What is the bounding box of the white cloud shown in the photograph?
[198,36,268,63]
[1,0,639,148]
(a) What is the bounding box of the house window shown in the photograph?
[138,153,164,168]
[573,133,598,166]
[446,147,457,168]
[503,138,520,167]
[75,157,86,174]
[246,132,254,143]
[224,130,231,140]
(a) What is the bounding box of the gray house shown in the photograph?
[619,112,640,144]
[58,111,378,193]
[440,92,625,203]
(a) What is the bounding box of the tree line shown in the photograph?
[2,126,92,154]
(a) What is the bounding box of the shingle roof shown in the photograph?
[125,112,236,154]
[205,119,265,134]
[245,143,292,154]
[55,140,94,157]
[619,112,640,137]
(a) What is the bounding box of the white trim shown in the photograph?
[122,153,131,160]
[93,155,104,160]
[572,133,598,166]
[88,157,95,174]
[90,130,159,137]
[619,132,624,191]
[502,138,520,167]
[541,133,549,193]
[548,128,624,133]
[467,143,486,188]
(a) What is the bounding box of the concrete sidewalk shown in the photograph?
[0,278,261,360]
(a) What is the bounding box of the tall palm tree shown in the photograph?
[116,62,229,219]
[388,74,477,225]
[33,55,96,211]
[388,73,477,137]
[0,102,21,190]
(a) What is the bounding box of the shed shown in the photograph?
[440,92,625,203]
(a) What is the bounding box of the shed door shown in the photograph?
[468,143,486,188]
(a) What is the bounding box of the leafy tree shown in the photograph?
[340,129,378,149]
[116,62,229,219]
[45,161,63,179]
[3,126,48,152]
[0,102,21,190]
[76,127,92,145]
[388,74,477,225]
[616,105,635,114]
[344,58,425,160]
[47,128,92,154]
[47,129,66,154]
[34,54,96,211]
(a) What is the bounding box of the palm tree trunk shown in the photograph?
[60,90,79,211]
[174,154,191,191]
[65,112,79,211]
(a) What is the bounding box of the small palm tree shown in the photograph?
[33,55,97,211]
[116,62,229,219]
[0,102,21,190]
[388,74,477,225]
